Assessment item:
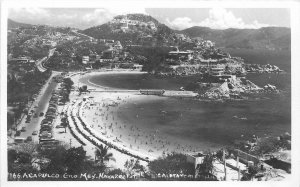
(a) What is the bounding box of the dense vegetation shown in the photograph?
[8,143,195,181]
[148,153,195,176]
[8,143,107,179]
[126,46,172,72]
[7,67,52,129]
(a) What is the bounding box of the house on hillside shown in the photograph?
[147,21,157,30]
[132,64,143,71]
[168,47,193,61]
[120,22,129,31]
[82,56,89,64]
[209,67,224,77]
[114,41,123,50]
[102,49,115,59]
[105,39,115,45]
[12,56,30,63]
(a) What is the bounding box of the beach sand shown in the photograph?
[57,70,207,169]
[81,92,207,157]
[53,90,147,169]
[64,71,155,169]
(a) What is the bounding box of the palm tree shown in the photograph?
[197,153,217,180]
[124,159,145,178]
[94,144,115,166]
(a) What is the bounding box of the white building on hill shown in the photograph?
[82,56,89,64]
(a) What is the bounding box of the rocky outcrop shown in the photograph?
[199,76,265,100]
[245,63,284,73]
[202,82,230,99]
[263,84,279,93]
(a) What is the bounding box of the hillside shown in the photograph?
[80,14,190,47]
[7,19,95,60]
[81,14,290,50]
[9,15,291,51]
[181,26,291,50]
[8,19,32,29]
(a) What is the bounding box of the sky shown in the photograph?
[8,8,290,30]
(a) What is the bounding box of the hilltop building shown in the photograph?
[147,21,157,30]
[82,56,89,64]
[121,21,129,31]
[112,16,157,32]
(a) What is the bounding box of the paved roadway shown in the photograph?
[35,57,48,72]
[73,30,95,41]
[16,72,59,143]
[11,71,197,143]
[35,48,56,72]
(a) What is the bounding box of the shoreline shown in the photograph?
[72,71,215,161]
[78,70,147,90]
[68,71,164,168]
[69,70,290,167]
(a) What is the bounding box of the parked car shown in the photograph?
[21,127,26,132]
[14,137,26,143]
[15,130,21,136]
[39,112,44,117]
[40,132,52,139]
[32,131,38,135]
[26,136,32,142]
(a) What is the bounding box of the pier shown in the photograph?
[88,89,198,97]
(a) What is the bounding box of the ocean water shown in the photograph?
[116,96,290,149]
[89,73,201,90]
[88,49,291,149]
[223,48,291,72]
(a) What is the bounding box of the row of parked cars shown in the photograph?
[14,110,39,143]
[39,93,58,142]
[39,78,72,149]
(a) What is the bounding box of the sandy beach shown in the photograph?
[55,71,158,169]
[55,70,204,169]
[81,92,209,155]
[50,70,291,170]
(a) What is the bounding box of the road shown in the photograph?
[16,72,59,142]
[73,30,95,41]
[35,57,47,72]
[35,48,56,72]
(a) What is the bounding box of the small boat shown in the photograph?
[233,115,247,120]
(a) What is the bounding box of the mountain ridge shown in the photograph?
[8,16,291,51]
[8,19,33,29]
[80,14,290,50]
[180,26,291,50]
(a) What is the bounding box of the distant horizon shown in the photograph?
[7,16,291,31]
[8,8,290,30]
